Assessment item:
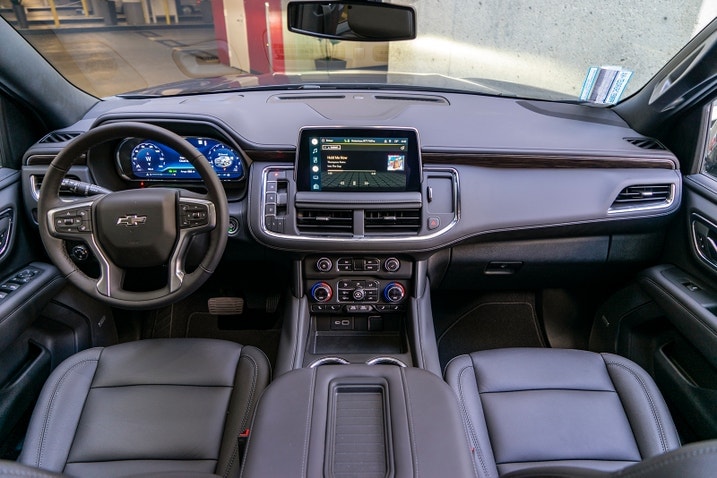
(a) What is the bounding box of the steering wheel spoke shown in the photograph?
[94,249,126,298]
[46,199,99,240]
[178,196,217,233]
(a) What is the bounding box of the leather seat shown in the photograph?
[444,348,681,477]
[13,338,271,478]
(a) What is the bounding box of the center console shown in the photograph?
[303,255,412,367]
[242,127,468,474]
[249,126,459,375]
[241,364,475,478]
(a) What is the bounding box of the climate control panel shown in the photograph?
[304,255,411,314]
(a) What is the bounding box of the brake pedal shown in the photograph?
[208,297,245,316]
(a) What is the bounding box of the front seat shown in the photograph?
[445,348,681,477]
[14,338,270,477]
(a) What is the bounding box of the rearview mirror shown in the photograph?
[287,1,416,42]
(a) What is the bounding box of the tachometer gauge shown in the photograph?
[131,142,166,174]
[207,143,238,170]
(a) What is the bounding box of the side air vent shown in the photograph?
[609,184,674,213]
[39,131,82,144]
[623,137,666,150]
[364,209,421,234]
[296,208,352,234]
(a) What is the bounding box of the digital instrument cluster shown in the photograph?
[117,137,244,181]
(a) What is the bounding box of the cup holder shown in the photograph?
[309,356,350,368]
[366,356,407,367]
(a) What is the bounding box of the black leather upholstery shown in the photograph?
[444,348,681,477]
[17,339,270,478]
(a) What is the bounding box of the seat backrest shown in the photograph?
[18,339,270,477]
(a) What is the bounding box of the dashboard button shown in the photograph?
[384,257,400,272]
[265,181,277,192]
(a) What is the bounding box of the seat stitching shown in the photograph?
[36,358,98,469]
[616,445,717,478]
[301,369,316,478]
[224,351,259,478]
[604,360,669,454]
[399,368,419,477]
[457,364,491,478]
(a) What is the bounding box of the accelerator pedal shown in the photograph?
[265,293,280,314]
[208,297,245,316]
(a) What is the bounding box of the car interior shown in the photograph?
[1,1,717,477]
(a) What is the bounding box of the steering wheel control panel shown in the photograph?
[305,256,411,315]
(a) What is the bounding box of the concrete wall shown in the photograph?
[389,0,717,98]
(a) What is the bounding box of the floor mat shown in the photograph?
[186,313,280,367]
[145,291,282,369]
[433,292,546,369]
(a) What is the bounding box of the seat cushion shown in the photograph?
[444,348,680,477]
[19,338,270,478]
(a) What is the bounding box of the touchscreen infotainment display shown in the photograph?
[296,128,421,192]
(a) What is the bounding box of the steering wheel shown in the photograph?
[37,122,228,310]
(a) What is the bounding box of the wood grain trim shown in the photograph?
[421,152,678,169]
[245,150,678,170]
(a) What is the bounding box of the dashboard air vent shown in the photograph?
[364,209,421,234]
[374,94,449,104]
[296,208,352,234]
[39,131,82,144]
[609,184,673,212]
[623,137,666,150]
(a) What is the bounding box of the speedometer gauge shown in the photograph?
[131,142,165,174]
[208,144,238,170]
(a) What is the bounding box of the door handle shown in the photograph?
[692,213,717,269]
[0,209,12,258]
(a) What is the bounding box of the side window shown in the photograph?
[702,99,717,179]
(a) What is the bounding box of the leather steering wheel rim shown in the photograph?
[37,122,229,309]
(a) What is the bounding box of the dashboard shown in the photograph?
[20,90,683,266]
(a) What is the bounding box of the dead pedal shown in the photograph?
[208,297,245,316]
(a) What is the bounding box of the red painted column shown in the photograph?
[244,0,284,74]
[211,0,230,65]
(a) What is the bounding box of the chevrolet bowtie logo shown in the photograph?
[116,214,148,227]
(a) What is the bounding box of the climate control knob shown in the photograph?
[383,282,405,303]
[311,282,333,302]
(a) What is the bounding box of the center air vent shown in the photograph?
[296,208,352,234]
[609,184,673,213]
[39,131,82,143]
[364,209,421,234]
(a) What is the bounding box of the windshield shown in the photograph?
[2,0,714,101]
